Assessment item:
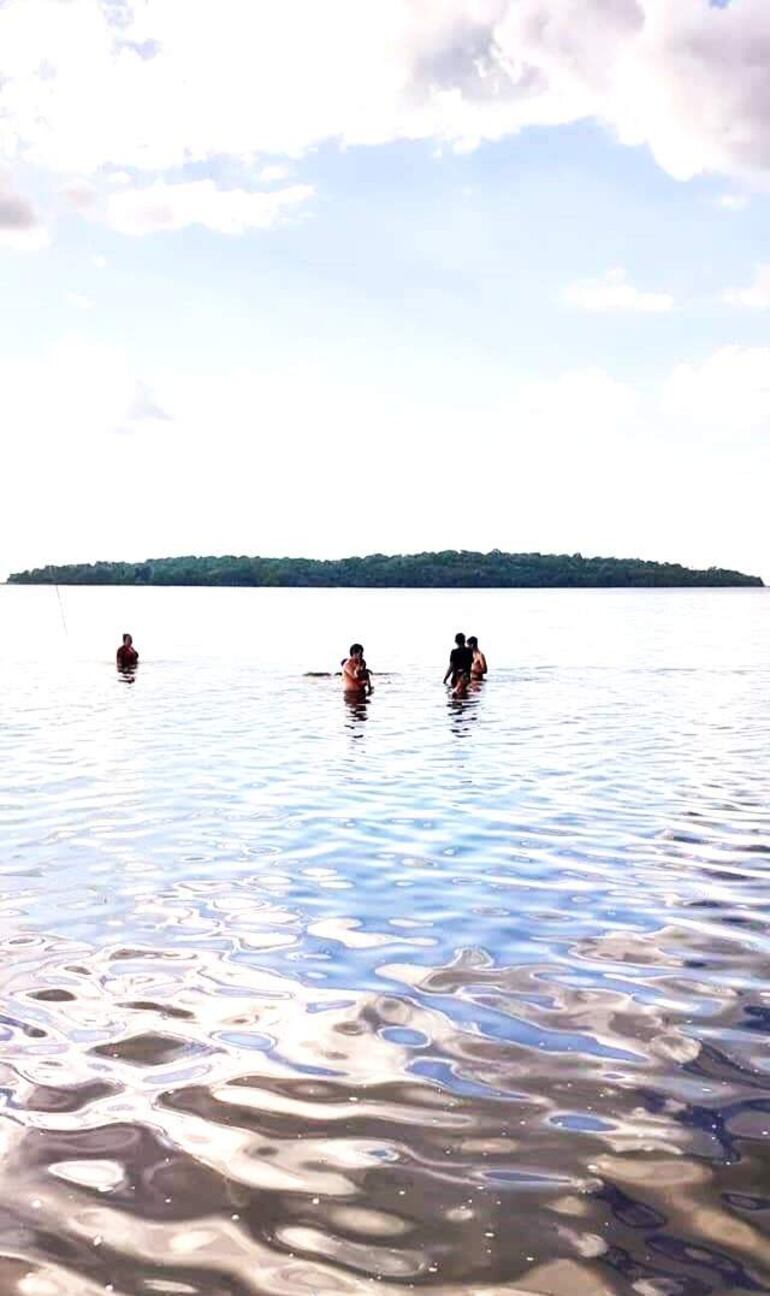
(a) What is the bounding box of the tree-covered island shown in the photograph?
[7,551,764,587]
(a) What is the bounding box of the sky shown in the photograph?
[1,0,769,581]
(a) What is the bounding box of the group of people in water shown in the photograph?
[442,632,487,696]
[340,632,487,699]
[118,630,487,698]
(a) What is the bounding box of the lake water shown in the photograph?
[1,585,769,1296]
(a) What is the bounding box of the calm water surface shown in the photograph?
[1,586,769,1295]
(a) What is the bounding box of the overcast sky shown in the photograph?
[1,0,769,580]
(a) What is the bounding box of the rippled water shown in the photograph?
[1,586,769,1295]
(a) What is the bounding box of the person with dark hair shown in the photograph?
[443,632,473,686]
[341,643,372,695]
[467,635,488,679]
[116,633,138,669]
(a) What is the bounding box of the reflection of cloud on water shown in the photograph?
[307,916,434,952]
[1,921,769,1294]
[0,935,614,1290]
[571,927,685,968]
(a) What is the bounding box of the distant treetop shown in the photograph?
[6,551,763,588]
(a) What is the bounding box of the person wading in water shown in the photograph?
[341,644,372,696]
[116,633,139,669]
[467,636,488,680]
[443,632,473,687]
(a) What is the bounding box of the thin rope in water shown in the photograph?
[55,584,68,637]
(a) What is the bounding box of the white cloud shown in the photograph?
[0,222,49,252]
[92,254,108,269]
[259,164,293,184]
[663,346,770,437]
[724,264,770,310]
[0,176,48,250]
[66,292,92,310]
[0,336,165,437]
[127,379,170,423]
[564,268,674,313]
[0,0,768,182]
[516,365,639,433]
[116,379,172,434]
[61,180,99,211]
[105,179,315,236]
[718,193,749,212]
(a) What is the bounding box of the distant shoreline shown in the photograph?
[6,551,764,589]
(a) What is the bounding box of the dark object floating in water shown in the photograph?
[304,672,395,678]
[7,549,764,587]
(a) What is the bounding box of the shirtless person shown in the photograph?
[467,636,488,679]
[116,633,139,669]
[341,643,372,695]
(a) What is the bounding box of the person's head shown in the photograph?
[467,636,478,650]
[123,633,133,646]
[454,633,466,647]
[349,643,364,660]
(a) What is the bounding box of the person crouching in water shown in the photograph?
[341,643,372,695]
[117,633,138,670]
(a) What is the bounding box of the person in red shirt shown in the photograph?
[116,633,138,670]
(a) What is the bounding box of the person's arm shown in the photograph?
[342,658,360,687]
[479,652,487,675]
[443,656,453,685]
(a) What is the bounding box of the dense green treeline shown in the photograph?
[7,551,763,587]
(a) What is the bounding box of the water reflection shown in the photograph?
[3,920,769,1293]
[447,691,481,737]
[1,607,769,1294]
[344,692,370,735]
